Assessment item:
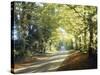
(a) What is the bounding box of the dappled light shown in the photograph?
[11,1,97,73]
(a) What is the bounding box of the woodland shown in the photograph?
[11,2,97,73]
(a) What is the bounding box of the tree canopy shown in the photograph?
[11,2,97,59]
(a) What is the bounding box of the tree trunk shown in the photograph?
[88,14,94,57]
[83,30,87,50]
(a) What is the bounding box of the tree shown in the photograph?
[12,2,97,60]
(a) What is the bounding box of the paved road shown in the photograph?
[14,50,77,73]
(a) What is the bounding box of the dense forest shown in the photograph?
[11,2,97,71]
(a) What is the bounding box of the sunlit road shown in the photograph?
[14,50,77,73]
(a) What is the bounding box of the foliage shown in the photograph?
[12,2,97,59]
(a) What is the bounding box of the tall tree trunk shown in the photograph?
[78,37,81,50]
[88,14,94,57]
[84,30,87,51]
[74,36,78,50]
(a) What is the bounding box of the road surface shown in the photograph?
[14,50,77,73]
